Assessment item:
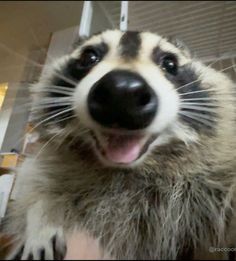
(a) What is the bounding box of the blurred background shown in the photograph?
[0,1,236,153]
[0,2,235,243]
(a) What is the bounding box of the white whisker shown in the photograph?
[0,41,44,68]
[12,107,74,150]
[176,78,201,92]
[34,97,73,104]
[33,103,72,110]
[179,89,236,97]
[26,18,56,66]
[38,89,74,96]
[180,105,217,113]
[42,85,75,92]
[179,111,215,128]
[33,108,64,119]
[34,131,63,161]
[176,63,236,93]
[33,97,73,108]
[53,69,77,87]
[33,107,75,128]
[231,57,236,75]
[180,102,220,107]
[0,41,77,87]
[39,87,74,94]
[207,57,225,69]
[45,115,76,126]
[181,97,235,102]
[180,110,217,121]
[220,64,236,73]
[179,88,215,96]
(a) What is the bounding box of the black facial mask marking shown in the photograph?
[152,47,217,133]
[119,31,141,59]
[43,42,109,126]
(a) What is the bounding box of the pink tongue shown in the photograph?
[105,135,143,164]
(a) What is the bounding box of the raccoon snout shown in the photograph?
[88,70,158,130]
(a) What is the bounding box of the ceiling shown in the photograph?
[1,1,235,62]
[104,1,236,62]
[0,1,83,51]
[0,1,235,83]
[1,1,235,57]
[0,1,83,82]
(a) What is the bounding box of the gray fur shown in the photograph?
[3,30,236,260]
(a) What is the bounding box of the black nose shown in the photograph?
[88,70,158,130]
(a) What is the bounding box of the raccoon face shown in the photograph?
[34,30,222,167]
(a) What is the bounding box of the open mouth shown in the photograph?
[91,130,158,165]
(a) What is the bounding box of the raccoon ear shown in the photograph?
[167,36,192,58]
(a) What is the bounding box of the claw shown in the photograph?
[51,235,66,260]
[26,253,33,260]
[8,230,65,261]
[9,245,24,260]
[39,248,45,260]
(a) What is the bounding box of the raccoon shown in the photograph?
[3,30,236,260]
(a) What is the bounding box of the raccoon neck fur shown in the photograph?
[33,134,235,260]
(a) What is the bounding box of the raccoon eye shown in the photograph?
[161,54,178,75]
[78,48,100,68]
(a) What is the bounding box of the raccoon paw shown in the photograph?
[7,227,66,260]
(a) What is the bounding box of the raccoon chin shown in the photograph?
[90,130,158,166]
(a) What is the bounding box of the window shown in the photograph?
[0,83,8,110]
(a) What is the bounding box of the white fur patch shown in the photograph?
[8,201,65,260]
[134,63,180,134]
[73,61,117,129]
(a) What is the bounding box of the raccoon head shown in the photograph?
[33,30,234,168]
